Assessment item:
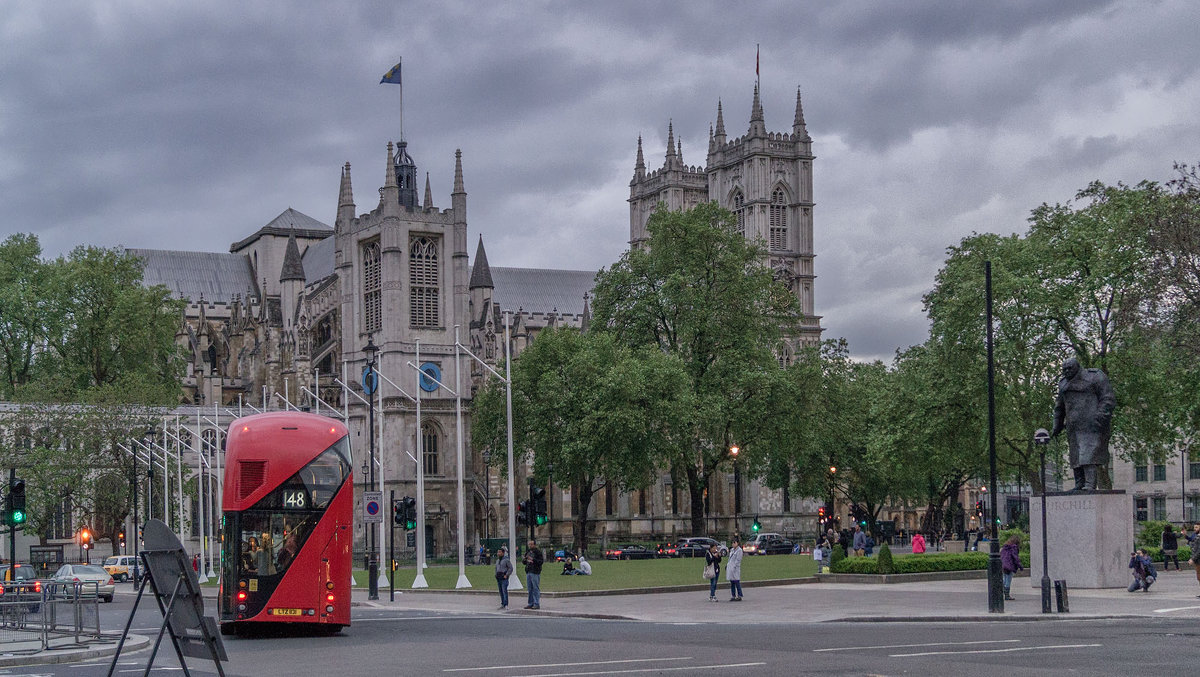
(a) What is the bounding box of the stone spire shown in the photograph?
[634,135,645,178]
[451,149,466,222]
[469,235,494,290]
[337,162,355,224]
[793,86,810,140]
[580,292,591,332]
[715,99,726,138]
[453,149,465,195]
[381,142,399,212]
[280,232,305,282]
[423,172,433,209]
[749,82,766,136]
[665,120,676,166]
[677,138,683,165]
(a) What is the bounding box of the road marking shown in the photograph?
[528,663,766,676]
[892,643,1101,657]
[815,639,1019,652]
[1153,605,1200,613]
[443,657,692,672]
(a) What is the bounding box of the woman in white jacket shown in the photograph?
[726,540,744,601]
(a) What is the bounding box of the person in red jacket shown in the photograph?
[911,532,927,554]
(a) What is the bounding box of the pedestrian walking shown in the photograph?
[911,532,926,554]
[1161,524,1181,570]
[1128,549,1156,592]
[1191,541,1200,598]
[494,546,514,610]
[522,539,543,609]
[726,539,744,601]
[1000,535,1023,600]
[852,525,866,557]
[703,544,722,602]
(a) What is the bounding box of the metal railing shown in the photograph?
[0,581,104,653]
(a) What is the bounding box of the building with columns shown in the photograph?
[128,81,826,557]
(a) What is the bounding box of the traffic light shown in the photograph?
[81,528,92,550]
[751,517,762,533]
[516,500,530,526]
[119,531,126,549]
[975,500,984,517]
[817,506,826,520]
[400,496,417,531]
[532,487,548,526]
[7,478,26,526]
[393,499,405,526]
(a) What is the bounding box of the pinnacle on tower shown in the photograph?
[635,135,645,173]
[423,172,433,209]
[749,83,766,136]
[677,138,683,165]
[453,149,465,195]
[715,99,726,137]
[469,235,494,290]
[793,86,810,139]
[337,162,355,223]
[665,120,676,162]
[385,142,397,188]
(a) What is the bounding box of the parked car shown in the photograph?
[602,544,656,560]
[673,537,728,558]
[50,564,115,603]
[743,533,794,555]
[554,549,578,562]
[655,543,678,558]
[0,563,43,613]
[103,555,139,582]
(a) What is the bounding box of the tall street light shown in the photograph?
[730,446,741,536]
[364,336,380,601]
[984,261,1003,613]
[1034,427,1052,613]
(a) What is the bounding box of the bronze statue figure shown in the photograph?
[1051,357,1116,492]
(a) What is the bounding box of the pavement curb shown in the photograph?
[815,570,1033,584]
[829,614,1145,623]
[368,577,819,598]
[0,633,150,668]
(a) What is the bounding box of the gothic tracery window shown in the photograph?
[363,240,381,333]
[409,236,440,327]
[769,188,788,250]
[422,424,440,476]
[732,191,745,235]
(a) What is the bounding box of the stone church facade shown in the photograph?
[130,82,824,557]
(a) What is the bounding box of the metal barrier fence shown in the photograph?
[0,581,103,653]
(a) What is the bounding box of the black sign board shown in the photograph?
[106,519,227,677]
[29,544,63,576]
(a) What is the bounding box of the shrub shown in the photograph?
[1141,546,1192,563]
[1136,520,1170,549]
[830,544,846,568]
[876,543,895,574]
[998,528,1031,553]
[831,552,1016,575]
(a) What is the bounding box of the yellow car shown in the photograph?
[103,555,139,582]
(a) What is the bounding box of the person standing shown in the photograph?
[1000,535,1023,600]
[494,546,514,610]
[704,544,722,602]
[1191,541,1200,598]
[911,532,927,554]
[726,540,744,601]
[1161,524,1180,571]
[852,525,866,557]
[523,540,544,609]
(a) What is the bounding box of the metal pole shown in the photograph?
[175,417,184,542]
[413,339,428,588]
[1041,447,1051,613]
[454,325,470,588]
[377,380,387,593]
[195,411,206,583]
[985,261,1004,613]
[132,442,141,583]
[389,489,395,602]
[162,429,169,526]
[368,343,378,601]
[504,312,521,590]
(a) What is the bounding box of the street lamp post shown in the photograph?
[364,336,380,601]
[1034,427,1052,613]
[547,463,554,544]
[730,446,741,536]
[483,451,491,542]
[985,261,1003,613]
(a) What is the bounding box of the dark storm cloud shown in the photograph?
[2,1,1199,362]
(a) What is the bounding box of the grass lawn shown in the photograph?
[360,553,817,591]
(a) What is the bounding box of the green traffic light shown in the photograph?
[405,519,416,530]
[12,510,25,524]
[751,520,761,532]
[536,514,548,526]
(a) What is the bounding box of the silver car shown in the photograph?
[51,564,115,603]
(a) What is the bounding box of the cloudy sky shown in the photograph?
[3,1,1198,361]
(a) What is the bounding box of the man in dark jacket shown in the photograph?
[523,540,544,609]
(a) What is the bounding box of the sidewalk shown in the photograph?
[0,634,150,668]
[354,568,1200,623]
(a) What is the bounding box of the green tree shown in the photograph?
[472,328,690,550]
[0,234,53,398]
[590,202,801,535]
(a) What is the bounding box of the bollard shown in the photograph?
[1053,579,1069,613]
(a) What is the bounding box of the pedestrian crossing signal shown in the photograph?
[751,518,761,532]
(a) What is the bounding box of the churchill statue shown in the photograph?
[1051,357,1116,492]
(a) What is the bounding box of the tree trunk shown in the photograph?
[573,481,597,552]
[686,465,707,536]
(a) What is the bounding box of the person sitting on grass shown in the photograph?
[578,554,592,575]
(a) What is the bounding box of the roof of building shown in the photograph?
[490,266,596,316]
[127,249,256,303]
[229,208,332,253]
[302,236,336,283]
[279,233,306,282]
[469,236,493,289]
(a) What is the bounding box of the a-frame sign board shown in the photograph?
[107,519,228,677]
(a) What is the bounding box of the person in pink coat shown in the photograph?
[912,532,927,554]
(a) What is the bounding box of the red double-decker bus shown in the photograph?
[219,412,353,634]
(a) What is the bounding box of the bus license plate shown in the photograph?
[271,608,302,616]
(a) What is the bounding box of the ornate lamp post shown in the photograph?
[1034,427,1052,613]
[364,336,380,601]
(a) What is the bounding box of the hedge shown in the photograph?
[831,551,1033,575]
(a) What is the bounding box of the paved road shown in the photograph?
[3,580,1196,676]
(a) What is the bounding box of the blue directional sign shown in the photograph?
[419,362,441,392]
[362,365,378,395]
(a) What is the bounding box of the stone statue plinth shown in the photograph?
[1030,490,1132,588]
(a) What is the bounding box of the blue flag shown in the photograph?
[380,61,402,85]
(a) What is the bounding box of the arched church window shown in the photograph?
[732,191,745,235]
[363,240,381,333]
[422,424,440,476]
[410,236,440,328]
[769,188,788,250]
